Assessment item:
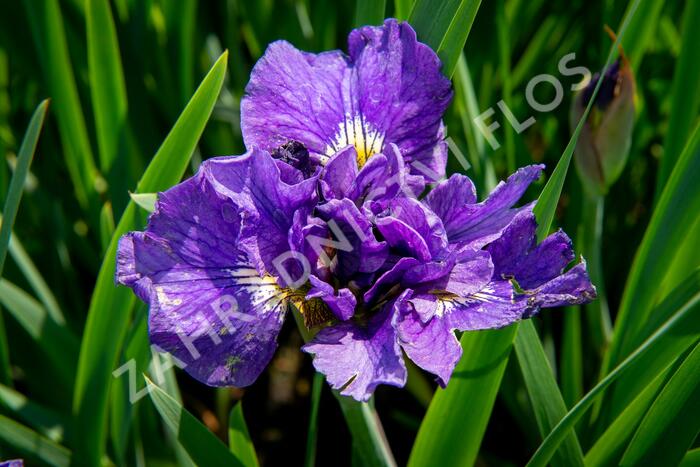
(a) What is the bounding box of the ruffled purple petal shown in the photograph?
[307,275,356,321]
[116,169,288,387]
[204,149,318,282]
[242,19,452,180]
[429,165,544,248]
[302,303,407,401]
[396,296,462,386]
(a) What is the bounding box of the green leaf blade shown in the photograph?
[70,52,228,467]
[228,402,259,467]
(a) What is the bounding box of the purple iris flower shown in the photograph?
[116,19,595,401]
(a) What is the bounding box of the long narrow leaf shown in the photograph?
[526,288,700,467]
[514,321,584,466]
[146,378,245,466]
[71,52,228,467]
[23,0,99,208]
[228,402,258,467]
[409,327,517,466]
[0,413,71,467]
[86,0,129,173]
[354,0,386,27]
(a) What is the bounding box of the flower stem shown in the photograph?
[291,307,397,467]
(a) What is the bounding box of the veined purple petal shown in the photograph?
[204,148,318,282]
[396,297,462,387]
[116,169,290,387]
[427,165,544,248]
[302,302,407,402]
[242,19,452,180]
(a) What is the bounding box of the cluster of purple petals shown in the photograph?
[116,19,595,401]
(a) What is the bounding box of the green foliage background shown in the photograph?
[0,0,698,465]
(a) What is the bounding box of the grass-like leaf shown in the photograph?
[146,377,245,466]
[304,372,323,467]
[619,340,700,466]
[228,402,259,467]
[0,383,70,443]
[656,0,700,195]
[0,99,48,276]
[23,0,99,208]
[526,283,700,467]
[409,327,517,466]
[0,413,71,467]
[606,122,700,370]
[514,321,584,467]
[87,0,128,174]
[71,52,228,467]
[354,0,386,27]
[408,0,482,78]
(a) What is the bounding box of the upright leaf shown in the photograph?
[146,378,245,466]
[354,0,386,27]
[0,413,71,467]
[228,402,258,467]
[71,52,228,467]
[620,340,700,466]
[23,0,99,208]
[86,0,129,173]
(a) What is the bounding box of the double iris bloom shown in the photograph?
[116,19,595,401]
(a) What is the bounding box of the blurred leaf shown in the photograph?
[0,383,70,443]
[130,192,157,213]
[393,0,413,20]
[0,99,48,276]
[23,0,99,208]
[86,0,128,174]
[0,99,48,386]
[620,340,700,466]
[0,279,78,391]
[146,378,245,466]
[71,51,228,467]
[656,0,700,198]
[304,372,323,467]
[526,281,700,467]
[619,0,664,71]
[354,0,386,27]
[0,413,71,466]
[514,321,584,467]
[680,448,700,467]
[409,327,516,466]
[99,202,115,254]
[408,0,482,77]
[228,402,258,467]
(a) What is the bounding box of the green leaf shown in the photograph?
[585,362,679,466]
[526,285,700,467]
[620,340,700,466]
[354,0,386,27]
[335,394,397,467]
[408,0,483,78]
[71,51,228,467]
[130,192,158,213]
[0,99,48,276]
[514,320,584,467]
[304,372,323,467]
[680,448,700,467]
[99,202,115,254]
[0,413,71,467]
[146,378,245,466]
[393,0,413,20]
[619,0,664,72]
[656,0,700,195]
[606,121,700,371]
[0,279,79,391]
[0,383,70,443]
[228,402,258,467]
[87,0,128,174]
[23,0,100,208]
[409,327,516,467]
